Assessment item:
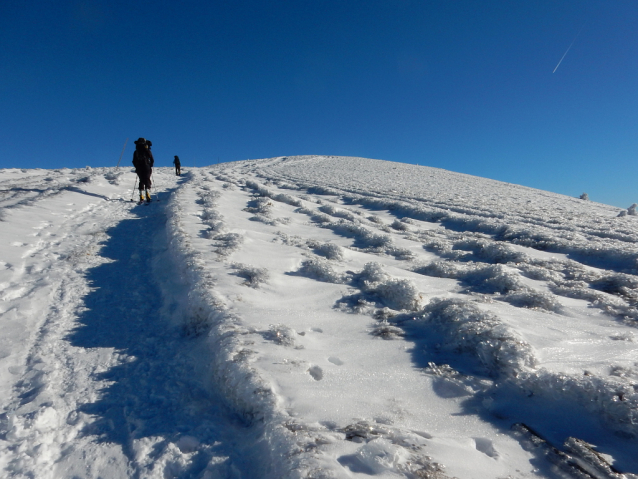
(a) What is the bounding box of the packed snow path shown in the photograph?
[0,169,254,478]
[1,157,638,479]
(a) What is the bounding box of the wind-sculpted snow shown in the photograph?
[3,157,638,478]
[256,156,638,274]
[235,156,638,476]
[296,258,351,284]
[230,262,270,288]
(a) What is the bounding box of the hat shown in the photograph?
[146,140,152,147]
[134,137,146,145]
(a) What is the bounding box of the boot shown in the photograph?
[145,190,151,202]
[139,193,144,203]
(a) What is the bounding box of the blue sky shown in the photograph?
[1,0,637,208]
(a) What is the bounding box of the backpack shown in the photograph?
[133,147,152,170]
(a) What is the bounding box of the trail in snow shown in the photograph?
[0,169,256,478]
[61,202,248,478]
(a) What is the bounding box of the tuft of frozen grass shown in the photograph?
[591,273,638,299]
[244,196,273,215]
[312,242,344,261]
[244,179,302,207]
[413,261,459,279]
[371,321,405,340]
[306,185,340,196]
[514,369,638,438]
[318,204,357,222]
[231,263,270,288]
[265,324,298,347]
[504,289,562,313]
[272,193,302,207]
[296,206,402,258]
[423,239,455,257]
[374,279,423,311]
[415,262,522,295]
[390,219,409,231]
[551,280,638,322]
[417,261,562,312]
[210,232,244,256]
[311,212,332,223]
[423,362,483,398]
[418,298,537,377]
[358,262,390,284]
[423,235,527,264]
[296,258,351,284]
[196,189,226,235]
[459,264,523,294]
[453,238,528,264]
[387,246,415,261]
[249,214,291,226]
[330,221,393,250]
[518,263,565,282]
[338,422,449,477]
[357,263,424,311]
[274,181,298,190]
[202,209,225,234]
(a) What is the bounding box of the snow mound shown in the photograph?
[354,263,424,311]
[418,298,537,377]
[296,258,351,284]
[231,263,270,288]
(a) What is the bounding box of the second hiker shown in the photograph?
[173,155,181,176]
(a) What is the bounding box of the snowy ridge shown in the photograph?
[162,173,303,478]
[2,157,638,478]
[256,156,638,274]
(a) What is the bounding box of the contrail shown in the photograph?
[553,23,586,73]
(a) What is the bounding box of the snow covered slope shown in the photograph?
[1,156,638,479]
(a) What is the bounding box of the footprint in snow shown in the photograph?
[328,357,343,366]
[473,437,499,458]
[308,365,323,381]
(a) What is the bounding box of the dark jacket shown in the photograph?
[133,146,154,172]
[173,156,181,166]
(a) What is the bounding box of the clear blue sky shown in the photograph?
[1,0,637,207]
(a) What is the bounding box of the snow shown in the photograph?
[1,156,638,478]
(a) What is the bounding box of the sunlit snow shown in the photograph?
[1,156,638,479]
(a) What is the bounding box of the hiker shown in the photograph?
[132,137,154,202]
[173,155,181,176]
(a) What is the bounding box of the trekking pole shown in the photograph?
[130,177,138,201]
[151,171,157,201]
[116,138,128,169]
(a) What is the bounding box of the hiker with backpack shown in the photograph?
[132,137,154,202]
[173,155,181,176]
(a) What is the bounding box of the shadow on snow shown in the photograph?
[394,317,638,476]
[65,195,248,478]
